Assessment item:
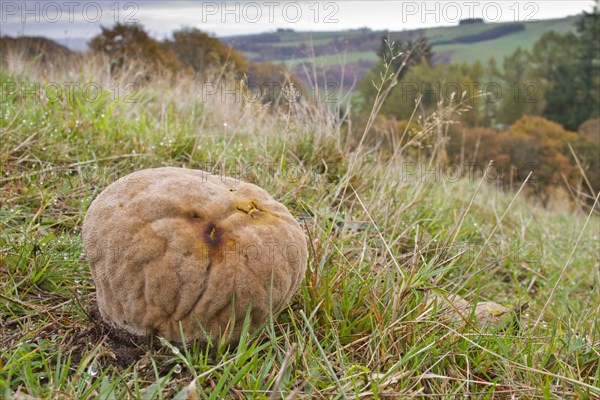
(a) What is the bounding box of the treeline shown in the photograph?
[224,30,385,60]
[435,23,525,45]
[86,23,304,106]
[357,4,599,200]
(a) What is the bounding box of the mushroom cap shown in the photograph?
[82,167,308,343]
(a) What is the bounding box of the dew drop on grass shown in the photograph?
[87,363,99,377]
[173,364,182,374]
[172,348,180,355]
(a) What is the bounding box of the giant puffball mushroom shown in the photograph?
[82,167,308,343]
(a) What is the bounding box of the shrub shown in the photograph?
[578,118,600,145]
[449,116,583,201]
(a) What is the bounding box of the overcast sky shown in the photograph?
[1,1,594,48]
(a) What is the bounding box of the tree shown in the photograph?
[245,61,304,105]
[89,23,180,74]
[357,35,434,116]
[538,3,599,130]
[501,116,578,200]
[542,61,585,130]
[527,31,579,123]
[496,47,537,125]
[529,31,578,86]
[447,116,580,201]
[575,0,600,119]
[377,35,433,81]
[481,57,502,126]
[166,27,248,74]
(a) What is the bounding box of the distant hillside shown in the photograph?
[223,16,580,89]
[0,36,75,63]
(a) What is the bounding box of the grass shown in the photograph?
[0,51,599,399]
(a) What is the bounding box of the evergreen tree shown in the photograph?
[497,47,531,124]
[377,35,433,80]
[575,0,600,120]
[482,57,501,126]
[542,2,599,129]
[529,32,579,125]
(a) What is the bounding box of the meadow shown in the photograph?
[0,52,599,399]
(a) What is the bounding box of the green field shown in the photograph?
[228,16,580,69]
[1,52,598,398]
[434,17,580,63]
[282,50,378,68]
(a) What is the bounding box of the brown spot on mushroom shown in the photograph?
[205,223,221,247]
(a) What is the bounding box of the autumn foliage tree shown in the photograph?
[165,27,248,74]
[572,119,600,199]
[245,61,305,105]
[499,116,578,196]
[448,116,589,201]
[89,23,180,74]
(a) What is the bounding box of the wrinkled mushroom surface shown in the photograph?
[82,167,308,343]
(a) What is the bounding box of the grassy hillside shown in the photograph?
[0,53,598,398]
[435,16,580,63]
[227,17,579,66]
[225,16,580,87]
